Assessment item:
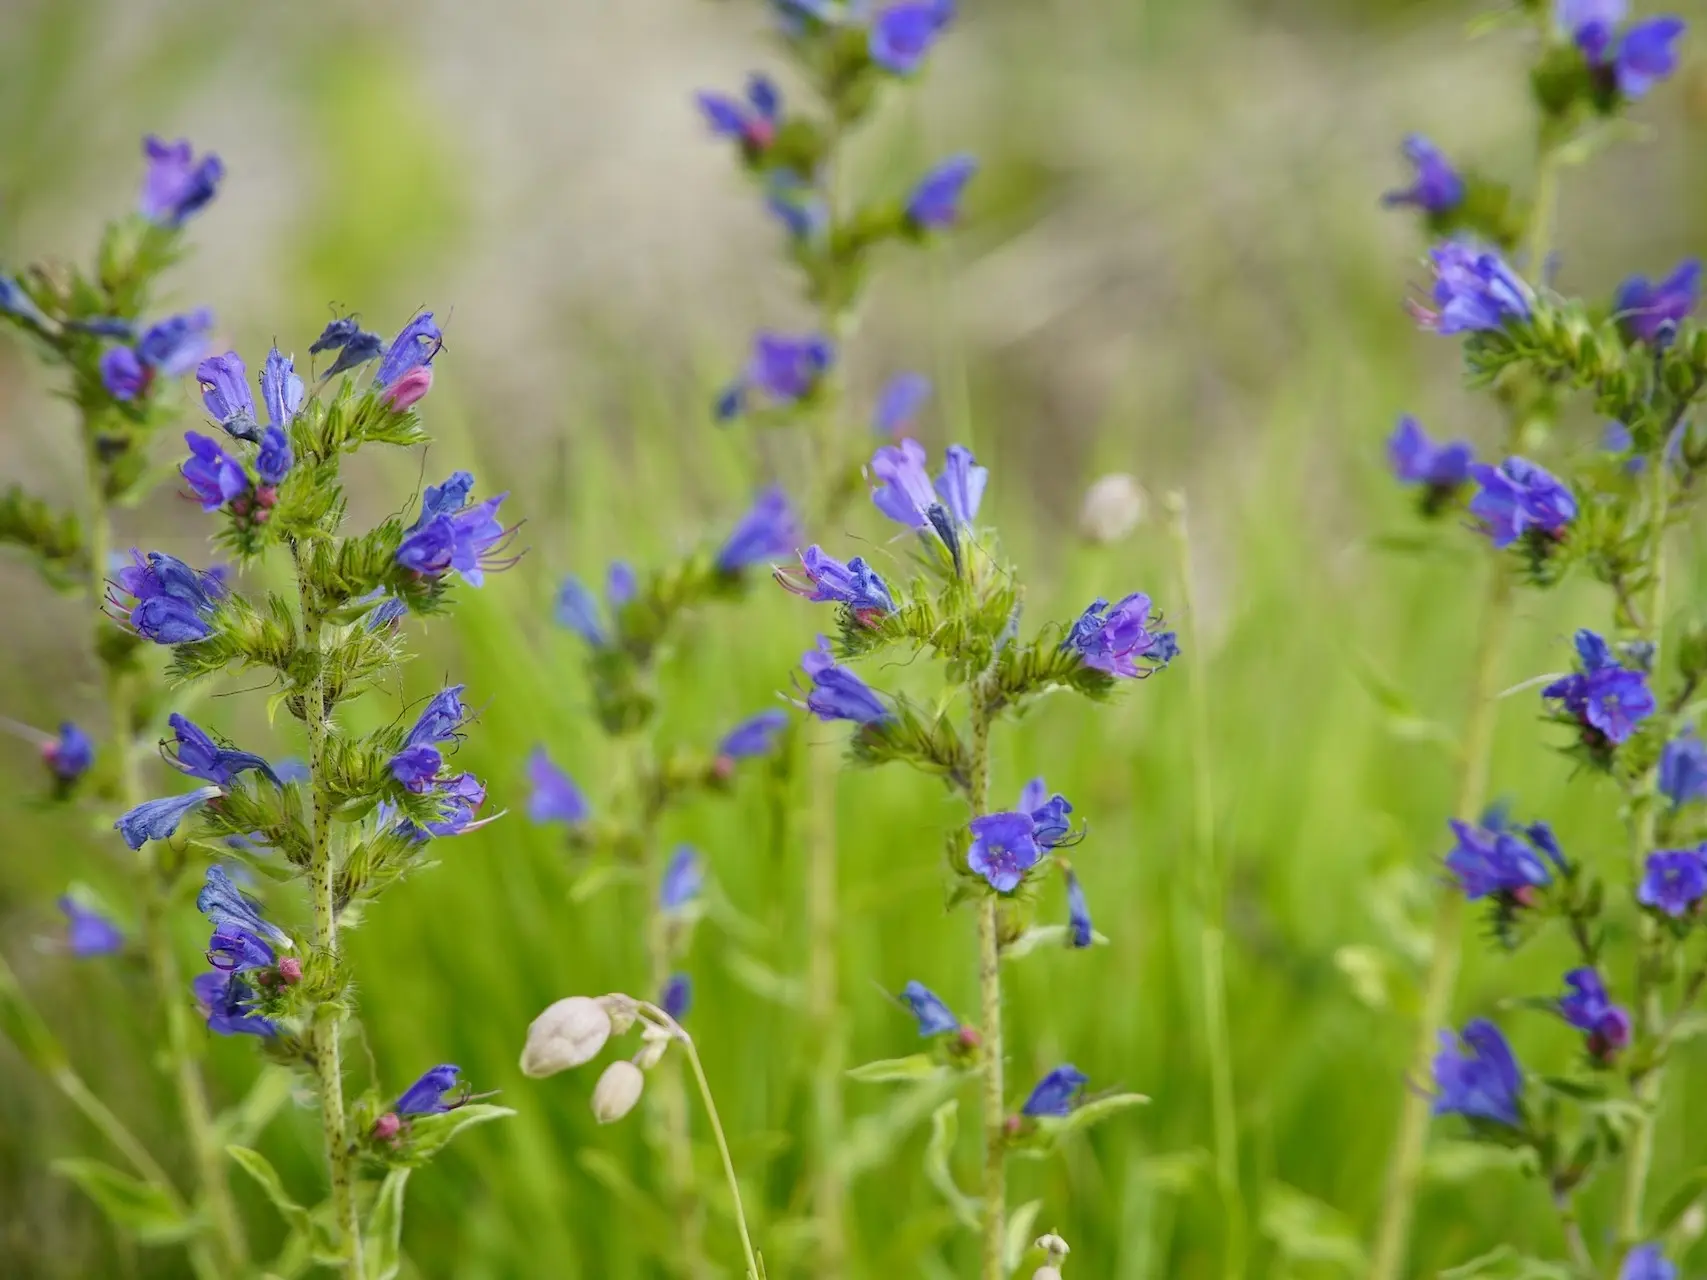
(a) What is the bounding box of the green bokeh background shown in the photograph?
[4,0,1707,1275]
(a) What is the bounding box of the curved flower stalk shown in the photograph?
[0,136,247,1277]
[1369,6,1705,1276]
[783,442,1166,1278]
[109,311,513,1278]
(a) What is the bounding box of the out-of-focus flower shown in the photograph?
[139,136,224,226]
[717,487,800,574]
[1543,629,1655,746]
[1411,241,1533,335]
[1381,135,1465,215]
[1432,1018,1523,1127]
[1468,457,1576,548]
[1021,1064,1088,1118]
[1638,848,1707,917]
[527,746,589,825]
[1616,260,1700,346]
[899,981,958,1035]
[58,896,123,957]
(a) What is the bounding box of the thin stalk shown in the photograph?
[293,549,361,1278]
[1553,1189,1594,1276]
[965,694,1005,1280]
[1166,494,1245,1279]
[82,427,247,1277]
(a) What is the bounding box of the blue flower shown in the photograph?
[410,472,476,532]
[1412,241,1533,335]
[696,73,783,150]
[906,155,977,230]
[1638,848,1707,917]
[44,722,94,784]
[196,353,260,440]
[115,786,222,850]
[101,348,148,402]
[1432,1018,1523,1127]
[718,711,789,761]
[164,713,280,787]
[1620,1244,1677,1280]
[899,980,958,1035]
[526,746,589,825]
[869,0,955,74]
[1381,135,1465,215]
[1660,730,1707,806]
[1022,1064,1089,1118]
[375,313,442,388]
[58,896,123,958]
[608,562,637,607]
[257,426,293,486]
[112,550,226,645]
[718,487,800,574]
[135,310,215,377]
[1543,629,1656,745]
[935,444,987,526]
[660,845,703,913]
[1468,457,1576,548]
[869,438,938,528]
[1615,260,1699,346]
[261,347,305,429]
[0,275,52,329]
[1063,593,1173,678]
[799,637,892,724]
[715,332,833,422]
[197,865,291,950]
[1445,818,1559,902]
[396,1064,461,1116]
[366,594,408,631]
[873,372,930,436]
[310,317,363,354]
[313,317,386,376]
[395,477,518,586]
[554,575,608,644]
[181,431,251,512]
[1559,3,1686,99]
[138,136,224,227]
[1065,871,1093,948]
[661,974,693,1022]
[1389,416,1473,491]
[968,786,1074,893]
[1558,967,1632,1057]
[776,546,899,616]
[418,773,495,838]
[192,971,276,1038]
[388,686,468,792]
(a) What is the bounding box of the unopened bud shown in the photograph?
[591,1060,645,1123]
[1031,1269,1062,1280]
[520,996,612,1078]
[382,365,433,411]
[1036,1232,1070,1263]
[598,992,640,1035]
[1078,473,1146,544]
[372,1112,401,1142]
[634,1023,673,1070]
[276,957,302,984]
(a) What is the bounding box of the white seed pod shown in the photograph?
[1078,473,1146,544]
[633,1022,673,1071]
[519,996,612,1078]
[598,992,640,1035]
[591,1060,646,1124]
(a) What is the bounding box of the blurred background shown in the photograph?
[5,0,1707,1275]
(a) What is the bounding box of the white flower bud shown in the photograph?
[1078,473,1146,544]
[591,1059,645,1123]
[1031,1269,1062,1280]
[519,996,612,1078]
[599,992,640,1035]
[633,1022,673,1070]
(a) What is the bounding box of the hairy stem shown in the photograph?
[293,550,361,1278]
[83,428,246,1277]
[964,695,1005,1280]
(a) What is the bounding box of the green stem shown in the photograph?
[964,696,1005,1280]
[293,549,361,1279]
[82,427,247,1278]
[1166,495,1245,1279]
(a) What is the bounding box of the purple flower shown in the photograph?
[715,332,833,422]
[873,373,931,436]
[968,813,1042,893]
[1543,629,1655,745]
[1432,1018,1522,1127]
[1022,1065,1088,1118]
[389,745,443,793]
[1660,730,1707,806]
[869,0,955,74]
[1468,457,1576,548]
[111,550,225,645]
[1065,871,1093,948]
[1063,593,1173,678]
[44,722,94,784]
[776,546,898,616]
[261,348,305,429]
[0,275,51,329]
[1389,416,1473,491]
[58,897,123,958]
[1638,848,1707,917]
[899,980,958,1036]
[115,786,222,850]
[419,773,495,839]
[1411,241,1533,335]
[138,136,224,227]
[906,155,977,230]
[1382,135,1465,215]
[554,575,607,644]
[1614,18,1686,99]
[375,313,442,388]
[164,713,279,787]
[310,317,362,354]
[1615,260,1700,346]
[257,426,293,486]
[101,348,148,401]
[315,318,385,376]
[180,431,251,512]
[935,445,987,526]
[696,73,782,150]
[395,476,518,586]
[387,686,467,791]
[196,353,260,440]
[766,173,829,243]
[197,865,291,950]
[718,711,789,761]
[799,637,892,725]
[527,747,589,825]
[869,438,938,528]
[1621,1244,1677,1280]
[193,971,276,1038]
[718,487,800,574]
[396,1064,461,1116]
[135,310,215,376]
[1445,818,1559,902]
[608,562,637,608]
[1558,967,1632,1058]
[660,845,703,913]
[662,975,693,1021]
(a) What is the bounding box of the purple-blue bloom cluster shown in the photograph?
[869,438,987,529]
[1063,593,1177,678]
[139,136,224,227]
[715,332,834,422]
[1558,967,1632,1058]
[100,309,215,402]
[968,781,1075,893]
[58,896,123,958]
[1660,730,1707,806]
[395,471,518,586]
[526,746,589,825]
[1468,457,1577,548]
[396,1064,461,1117]
[1638,848,1707,917]
[114,785,222,850]
[1022,1064,1088,1118]
[1616,260,1700,346]
[197,865,291,979]
[43,722,94,784]
[899,980,959,1036]
[697,74,782,151]
[1445,817,1564,903]
[388,686,468,793]
[110,550,226,644]
[193,970,276,1038]
[798,637,891,725]
[1432,1018,1523,1127]
[181,431,250,512]
[717,487,801,574]
[776,546,899,619]
[1389,416,1473,493]
[869,0,955,74]
[1620,1244,1678,1280]
[1412,241,1533,336]
[1542,629,1656,746]
[1381,135,1464,216]
[164,712,279,787]
[1558,0,1686,100]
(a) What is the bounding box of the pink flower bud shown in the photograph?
[711,755,736,783]
[372,1112,402,1141]
[277,956,302,984]
[383,365,434,411]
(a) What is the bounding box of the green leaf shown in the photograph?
[1002,924,1109,959]
[226,1146,310,1235]
[51,1158,198,1245]
[923,1099,980,1231]
[1439,1245,1573,1279]
[1539,1075,1606,1101]
[0,953,69,1074]
[834,1075,963,1181]
[1002,1199,1042,1274]
[1042,1092,1150,1139]
[722,951,804,1007]
[1422,1140,1533,1184]
[218,1067,298,1147]
[568,862,641,903]
[1651,1165,1707,1235]
[402,1104,516,1162]
[1259,1181,1367,1273]
[362,1168,410,1280]
[847,1055,944,1084]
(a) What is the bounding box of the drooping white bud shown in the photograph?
[1035,1233,1070,1260]
[1078,473,1146,544]
[1031,1269,1062,1280]
[519,996,612,1078]
[633,1022,673,1070]
[598,992,640,1035]
[591,1060,645,1123]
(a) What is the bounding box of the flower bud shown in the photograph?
[1078,473,1146,544]
[634,1023,673,1070]
[598,992,640,1035]
[520,996,612,1078]
[1036,1232,1070,1263]
[276,956,302,984]
[382,365,433,411]
[1031,1269,1062,1280]
[372,1112,401,1142]
[591,1059,645,1124]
